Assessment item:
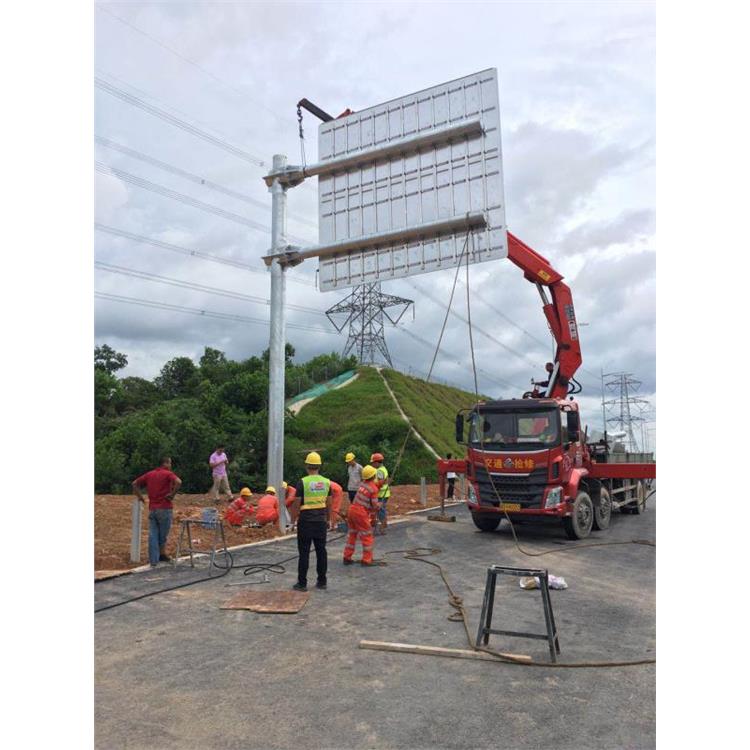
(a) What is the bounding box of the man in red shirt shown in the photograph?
[132,456,182,567]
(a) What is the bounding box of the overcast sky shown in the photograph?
[94,0,655,437]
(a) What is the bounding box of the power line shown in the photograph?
[95,76,267,167]
[95,292,339,335]
[393,323,524,392]
[95,136,317,229]
[96,5,288,127]
[408,279,541,370]
[95,161,312,245]
[94,260,327,316]
[96,135,258,204]
[94,223,316,286]
[452,258,601,384]
[460,278,551,350]
[389,356,470,392]
[411,277,600,389]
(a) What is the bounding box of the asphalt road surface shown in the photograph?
[95,499,656,749]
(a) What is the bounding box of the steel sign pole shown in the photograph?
[267,154,288,534]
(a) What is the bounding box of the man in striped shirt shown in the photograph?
[343,465,381,566]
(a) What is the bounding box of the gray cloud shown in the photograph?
[94,1,655,423]
[558,209,655,256]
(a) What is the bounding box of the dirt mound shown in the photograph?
[95,484,454,572]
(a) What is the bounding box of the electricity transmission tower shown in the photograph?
[325,283,413,367]
[602,372,652,452]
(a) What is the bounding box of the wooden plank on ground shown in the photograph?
[220,590,309,613]
[359,640,531,662]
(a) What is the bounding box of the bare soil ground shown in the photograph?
[94,483,456,573]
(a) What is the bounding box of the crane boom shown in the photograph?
[506,232,582,399]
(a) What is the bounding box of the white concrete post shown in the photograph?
[130,499,142,563]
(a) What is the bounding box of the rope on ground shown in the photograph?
[383,546,655,669]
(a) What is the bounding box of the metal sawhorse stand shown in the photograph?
[475,565,561,663]
[174,518,229,574]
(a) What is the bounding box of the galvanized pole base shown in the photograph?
[427,483,455,522]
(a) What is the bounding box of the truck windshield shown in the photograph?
[468,409,560,450]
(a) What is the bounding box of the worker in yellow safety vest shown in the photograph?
[370,452,390,534]
[289,452,332,591]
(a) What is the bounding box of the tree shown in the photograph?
[198,347,232,385]
[95,344,128,374]
[219,371,268,412]
[119,377,159,413]
[95,368,122,417]
[262,342,295,366]
[155,357,200,399]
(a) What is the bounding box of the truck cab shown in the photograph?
[454,397,601,539]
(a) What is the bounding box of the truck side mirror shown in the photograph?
[566,411,580,443]
[455,413,465,444]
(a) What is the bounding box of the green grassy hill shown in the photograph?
[285,366,479,485]
[381,368,480,458]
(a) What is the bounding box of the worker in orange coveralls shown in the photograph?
[283,481,297,509]
[255,486,280,526]
[343,465,381,566]
[224,487,254,526]
[282,481,297,530]
[328,480,344,531]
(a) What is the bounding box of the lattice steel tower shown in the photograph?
[325,283,413,367]
[602,372,652,452]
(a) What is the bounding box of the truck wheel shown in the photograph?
[632,480,646,515]
[472,513,501,532]
[592,488,611,531]
[562,492,594,540]
[619,483,636,514]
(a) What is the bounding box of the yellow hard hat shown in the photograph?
[362,464,377,481]
[305,451,322,466]
[265,486,276,495]
[282,481,288,489]
[240,487,252,497]
[345,452,355,462]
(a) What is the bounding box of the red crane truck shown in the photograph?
[438,232,656,540]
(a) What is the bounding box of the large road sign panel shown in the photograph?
[315,68,506,291]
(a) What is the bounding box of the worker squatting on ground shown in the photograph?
[132,456,182,566]
[345,452,363,502]
[343,465,381,566]
[255,487,280,526]
[224,487,254,526]
[290,452,332,591]
[208,444,233,503]
[370,452,390,533]
[328,480,344,531]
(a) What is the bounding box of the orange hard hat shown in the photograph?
[370,452,384,463]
